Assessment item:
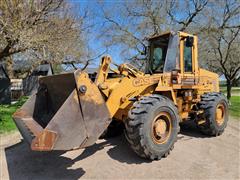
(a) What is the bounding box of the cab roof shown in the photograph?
[147,31,173,40]
[147,31,194,41]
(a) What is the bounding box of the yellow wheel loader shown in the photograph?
[13,31,229,160]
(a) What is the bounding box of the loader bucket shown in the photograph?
[13,70,111,151]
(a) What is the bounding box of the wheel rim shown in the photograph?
[151,112,172,144]
[215,103,225,126]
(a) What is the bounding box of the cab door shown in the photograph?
[179,32,199,86]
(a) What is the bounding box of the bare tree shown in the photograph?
[99,0,169,68]
[167,0,208,31]
[0,0,89,76]
[199,0,240,99]
[100,0,208,69]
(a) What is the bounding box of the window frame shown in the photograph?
[149,41,168,73]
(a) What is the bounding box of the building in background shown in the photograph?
[10,79,23,101]
[23,63,54,96]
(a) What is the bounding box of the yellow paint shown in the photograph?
[77,31,220,122]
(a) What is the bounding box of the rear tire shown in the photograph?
[125,95,180,160]
[197,92,229,136]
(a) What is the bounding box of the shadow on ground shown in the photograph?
[106,136,152,164]
[5,136,149,180]
[179,120,209,139]
[5,120,208,179]
[72,135,151,164]
[5,142,85,180]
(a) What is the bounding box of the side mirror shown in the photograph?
[186,36,194,47]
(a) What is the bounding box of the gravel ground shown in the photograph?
[1,118,239,180]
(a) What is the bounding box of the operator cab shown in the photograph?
[146,31,195,75]
[146,32,180,74]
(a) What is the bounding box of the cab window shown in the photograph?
[163,34,179,72]
[152,47,164,72]
[150,41,168,73]
[184,42,192,72]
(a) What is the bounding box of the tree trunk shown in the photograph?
[5,56,14,79]
[0,44,12,61]
[226,79,232,100]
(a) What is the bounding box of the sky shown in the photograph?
[69,0,124,68]
[68,0,196,68]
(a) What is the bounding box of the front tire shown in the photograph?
[125,95,180,160]
[197,92,229,136]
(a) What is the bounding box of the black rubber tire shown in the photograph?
[125,95,180,160]
[197,92,229,136]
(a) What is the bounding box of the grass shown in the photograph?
[229,96,240,118]
[0,96,28,134]
[220,87,240,118]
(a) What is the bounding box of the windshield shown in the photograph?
[149,36,168,73]
[152,47,164,71]
[147,33,179,74]
[163,34,180,72]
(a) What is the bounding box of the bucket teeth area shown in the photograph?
[13,110,43,144]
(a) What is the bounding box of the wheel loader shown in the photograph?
[13,31,229,160]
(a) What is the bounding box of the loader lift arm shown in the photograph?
[93,56,162,119]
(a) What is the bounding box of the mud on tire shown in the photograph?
[197,92,229,136]
[125,95,180,160]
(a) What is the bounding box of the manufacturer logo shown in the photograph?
[132,76,160,87]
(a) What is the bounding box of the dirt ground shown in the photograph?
[1,118,240,180]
